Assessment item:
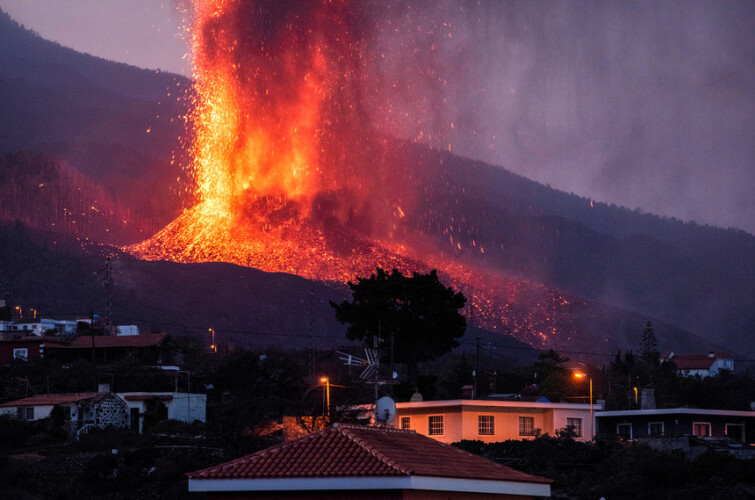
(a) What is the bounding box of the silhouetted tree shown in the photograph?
[331,268,466,387]
[640,321,660,365]
[532,349,571,401]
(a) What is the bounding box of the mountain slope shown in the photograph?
[0,9,752,356]
[0,9,191,228]
[371,140,755,354]
[0,221,718,360]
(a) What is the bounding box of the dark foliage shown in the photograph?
[193,348,310,456]
[332,268,466,385]
[456,437,755,499]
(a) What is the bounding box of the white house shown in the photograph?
[1,318,78,337]
[117,391,207,433]
[661,352,734,377]
[0,392,129,436]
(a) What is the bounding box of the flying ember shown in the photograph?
[127,0,579,349]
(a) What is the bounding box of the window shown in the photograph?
[566,417,583,437]
[478,415,494,435]
[428,416,444,435]
[648,422,664,437]
[401,417,411,430]
[617,423,632,440]
[692,422,711,437]
[13,348,28,360]
[519,416,535,436]
[725,423,744,442]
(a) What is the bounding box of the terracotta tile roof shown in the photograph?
[68,333,167,348]
[0,392,105,407]
[188,424,551,484]
[665,354,728,371]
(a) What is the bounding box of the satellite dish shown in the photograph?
[375,396,396,426]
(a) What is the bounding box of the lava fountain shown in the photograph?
[130,0,421,282]
[127,0,585,350]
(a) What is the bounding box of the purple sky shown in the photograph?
[1,1,753,234]
[0,0,190,76]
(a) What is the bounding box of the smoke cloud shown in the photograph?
[359,0,754,233]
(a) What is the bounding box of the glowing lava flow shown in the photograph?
[129,0,414,282]
[127,0,586,350]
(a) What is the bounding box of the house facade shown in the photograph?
[661,352,734,377]
[0,392,129,436]
[596,408,754,445]
[0,319,78,338]
[117,391,207,433]
[0,337,69,364]
[393,399,594,443]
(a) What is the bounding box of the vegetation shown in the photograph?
[331,268,466,386]
[456,436,755,499]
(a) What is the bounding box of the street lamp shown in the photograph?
[574,371,594,439]
[209,328,216,353]
[320,377,330,419]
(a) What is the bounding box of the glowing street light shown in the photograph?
[574,371,594,439]
[209,328,216,352]
[320,377,331,419]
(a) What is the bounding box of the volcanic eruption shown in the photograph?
[127,0,601,350]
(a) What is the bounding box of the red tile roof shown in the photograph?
[665,354,727,371]
[68,333,167,348]
[0,392,105,407]
[188,424,551,484]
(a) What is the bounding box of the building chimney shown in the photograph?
[98,383,111,393]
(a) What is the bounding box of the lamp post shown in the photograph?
[209,328,216,353]
[320,377,330,419]
[574,371,593,439]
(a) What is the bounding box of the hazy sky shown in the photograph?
[1,1,753,234]
[0,0,190,75]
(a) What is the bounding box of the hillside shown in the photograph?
[0,9,191,228]
[0,152,153,244]
[0,8,752,357]
[376,141,755,353]
[0,221,717,361]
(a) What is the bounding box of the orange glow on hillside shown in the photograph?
[126,0,588,350]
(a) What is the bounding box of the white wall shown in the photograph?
[117,392,207,433]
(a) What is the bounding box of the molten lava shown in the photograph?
[130,0,418,281]
[128,0,585,350]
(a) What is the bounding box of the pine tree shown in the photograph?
[640,322,660,365]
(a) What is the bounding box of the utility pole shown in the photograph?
[473,337,480,399]
[103,257,113,334]
[308,288,315,385]
[374,327,380,402]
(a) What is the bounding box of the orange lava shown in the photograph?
[127,1,585,350]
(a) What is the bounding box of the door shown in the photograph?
[130,407,140,432]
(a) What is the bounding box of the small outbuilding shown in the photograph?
[188,423,551,499]
[0,391,129,436]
